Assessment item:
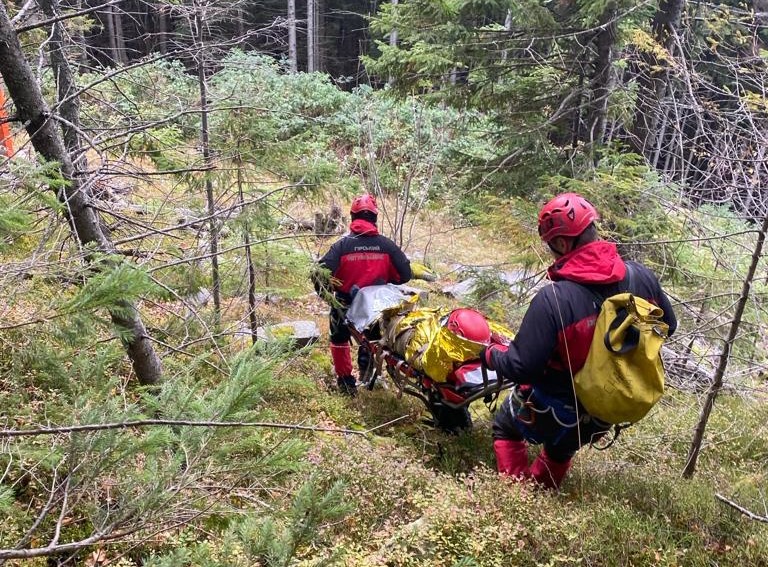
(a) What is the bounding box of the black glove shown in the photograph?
[480,343,508,371]
[479,346,494,371]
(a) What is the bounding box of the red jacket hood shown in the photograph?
[349,219,379,235]
[547,241,626,284]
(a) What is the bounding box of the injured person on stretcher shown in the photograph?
[345,284,514,432]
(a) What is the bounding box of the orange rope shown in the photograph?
[0,85,14,158]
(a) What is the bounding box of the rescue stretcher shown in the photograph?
[345,285,515,432]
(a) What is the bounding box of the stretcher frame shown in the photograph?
[348,322,515,415]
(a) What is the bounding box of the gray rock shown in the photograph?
[188,288,212,307]
[442,278,477,300]
[442,269,545,300]
[256,320,321,348]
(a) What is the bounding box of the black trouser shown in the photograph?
[492,394,610,463]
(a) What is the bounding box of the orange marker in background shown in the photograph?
[0,85,14,158]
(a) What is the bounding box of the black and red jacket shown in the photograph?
[318,219,412,303]
[488,241,677,399]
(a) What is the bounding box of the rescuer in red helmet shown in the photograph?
[313,194,411,396]
[480,192,677,490]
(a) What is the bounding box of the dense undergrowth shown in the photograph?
[2,53,768,565]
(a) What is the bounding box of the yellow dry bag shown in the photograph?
[574,290,669,425]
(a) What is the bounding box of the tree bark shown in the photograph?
[288,0,297,73]
[156,4,168,55]
[631,0,685,156]
[104,4,119,64]
[195,11,221,327]
[307,0,316,72]
[585,1,617,155]
[236,158,258,345]
[682,211,768,478]
[388,0,398,85]
[501,8,511,62]
[40,0,81,158]
[112,5,127,63]
[0,1,162,387]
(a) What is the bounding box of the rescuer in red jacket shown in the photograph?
[480,193,677,489]
[314,194,412,395]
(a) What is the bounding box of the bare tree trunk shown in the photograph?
[316,0,323,71]
[104,4,118,64]
[682,211,768,478]
[631,0,684,156]
[307,0,316,72]
[288,0,297,73]
[0,1,162,387]
[236,158,258,345]
[585,1,617,157]
[157,5,168,54]
[501,8,511,62]
[40,0,81,157]
[113,6,126,63]
[235,6,244,39]
[195,11,221,327]
[388,0,398,85]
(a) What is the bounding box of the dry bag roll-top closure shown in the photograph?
[574,265,670,425]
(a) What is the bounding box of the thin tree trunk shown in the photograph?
[631,0,684,156]
[316,0,323,71]
[501,8,511,62]
[195,12,221,327]
[307,0,316,72]
[235,6,244,39]
[113,6,126,63]
[157,5,167,54]
[585,1,617,157]
[40,0,81,157]
[288,0,297,73]
[388,0,398,85]
[236,159,258,345]
[104,5,118,64]
[0,1,162,386]
[682,211,768,478]
[308,0,315,72]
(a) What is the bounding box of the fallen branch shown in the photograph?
[715,493,768,523]
[0,415,410,438]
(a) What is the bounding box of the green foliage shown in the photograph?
[62,260,159,315]
[0,194,32,250]
[80,58,197,140]
[210,52,349,183]
[233,475,352,566]
[0,484,15,514]
[542,148,675,263]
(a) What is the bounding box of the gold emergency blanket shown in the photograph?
[381,303,513,383]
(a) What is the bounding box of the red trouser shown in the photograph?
[330,343,353,377]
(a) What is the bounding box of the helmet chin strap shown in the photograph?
[548,237,574,257]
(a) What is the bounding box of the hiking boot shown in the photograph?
[530,450,572,490]
[336,375,357,397]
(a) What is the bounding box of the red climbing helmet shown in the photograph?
[446,308,491,344]
[350,194,379,215]
[537,192,598,243]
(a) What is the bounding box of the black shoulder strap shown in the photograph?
[624,262,634,292]
[582,261,632,310]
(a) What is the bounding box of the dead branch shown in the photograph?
[715,493,768,523]
[0,415,411,438]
